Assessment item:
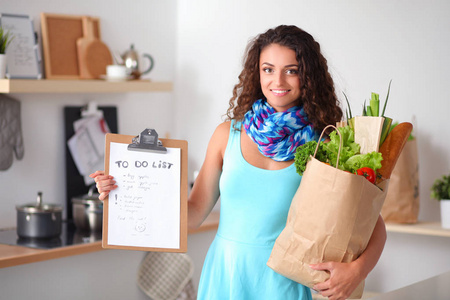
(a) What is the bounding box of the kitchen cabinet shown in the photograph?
[0,79,172,94]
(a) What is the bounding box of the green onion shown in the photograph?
[362,100,368,116]
[381,79,392,117]
[343,92,353,119]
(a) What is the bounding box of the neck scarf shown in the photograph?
[242,98,317,162]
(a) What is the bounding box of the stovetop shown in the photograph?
[0,221,102,250]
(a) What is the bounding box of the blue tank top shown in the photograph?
[197,121,312,300]
[218,121,302,245]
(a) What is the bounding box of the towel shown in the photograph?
[0,95,24,170]
[137,252,196,300]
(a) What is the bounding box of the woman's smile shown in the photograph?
[271,89,291,96]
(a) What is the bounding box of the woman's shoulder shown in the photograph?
[211,121,232,142]
[206,121,232,161]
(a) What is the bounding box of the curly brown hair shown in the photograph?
[226,25,342,133]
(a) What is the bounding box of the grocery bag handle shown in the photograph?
[314,124,342,169]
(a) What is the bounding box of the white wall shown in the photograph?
[174,0,450,294]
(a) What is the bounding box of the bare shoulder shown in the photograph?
[208,121,231,158]
[214,121,231,136]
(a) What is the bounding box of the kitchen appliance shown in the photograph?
[120,44,154,79]
[72,186,103,232]
[16,191,62,239]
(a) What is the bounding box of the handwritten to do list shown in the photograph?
[107,142,181,249]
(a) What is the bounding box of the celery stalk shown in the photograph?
[366,105,373,116]
[370,92,379,117]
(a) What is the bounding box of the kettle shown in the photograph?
[120,44,154,79]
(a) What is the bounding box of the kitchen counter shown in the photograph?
[0,211,219,269]
[369,270,450,299]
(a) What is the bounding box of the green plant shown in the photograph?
[0,27,14,54]
[430,174,450,201]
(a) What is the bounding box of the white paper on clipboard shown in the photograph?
[107,142,181,249]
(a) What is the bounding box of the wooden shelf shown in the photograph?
[0,211,219,269]
[0,79,173,94]
[386,221,450,237]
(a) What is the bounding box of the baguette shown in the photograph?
[376,122,413,184]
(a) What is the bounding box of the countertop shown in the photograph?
[369,270,450,299]
[0,211,219,269]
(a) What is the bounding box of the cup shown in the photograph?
[106,65,127,80]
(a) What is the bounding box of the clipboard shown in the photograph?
[103,129,188,252]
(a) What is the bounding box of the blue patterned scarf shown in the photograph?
[242,99,317,162]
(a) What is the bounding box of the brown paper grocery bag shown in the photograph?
[381,139,419,223]
[267,156,388,298]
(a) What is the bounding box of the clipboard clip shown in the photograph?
[127,128,167,153]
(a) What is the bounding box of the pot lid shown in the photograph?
[16,192,62,213]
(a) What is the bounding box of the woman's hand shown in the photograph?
[89,170,117,200]
[310,261,363,300]
[310,215,386,300]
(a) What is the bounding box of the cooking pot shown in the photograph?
[16,192,62,239]
[72,186,103,232]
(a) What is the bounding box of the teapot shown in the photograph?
[120,44,154,79]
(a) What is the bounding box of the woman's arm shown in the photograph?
[188,122,230,229]
[310,215,387,300]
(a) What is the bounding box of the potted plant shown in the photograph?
[0,26,14,78]
[430,174,450,229]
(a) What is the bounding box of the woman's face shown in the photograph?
[259,44,301,112]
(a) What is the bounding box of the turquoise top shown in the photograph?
[197,121,312,300]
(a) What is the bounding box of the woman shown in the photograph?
[92,25,386,300]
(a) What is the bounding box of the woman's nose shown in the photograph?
[273,72,285,86]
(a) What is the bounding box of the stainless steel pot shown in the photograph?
[72,187,103,232]
[16,192,62,239]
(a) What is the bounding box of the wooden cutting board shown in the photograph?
[77,17,112,79]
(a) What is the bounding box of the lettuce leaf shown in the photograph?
[322,126,360,171]
[294,125,383,176]
[294,141,322,176]
[344,152,383,174]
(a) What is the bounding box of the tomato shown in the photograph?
[356,167,376,184]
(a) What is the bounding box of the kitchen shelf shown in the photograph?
[386,221,450,237]
[0,211,219,269]
[0,79,173,94]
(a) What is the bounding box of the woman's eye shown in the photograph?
[262,67,273,73]
[286,69,298,75]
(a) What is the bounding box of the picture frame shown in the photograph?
[0,13,42,79]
